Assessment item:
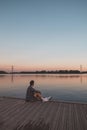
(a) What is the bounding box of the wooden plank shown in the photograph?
[0,98,87,130]
[4,102,40,129]
[75,104,87,130]
[67,103,74,130]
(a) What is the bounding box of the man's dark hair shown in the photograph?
[30,80,34,85]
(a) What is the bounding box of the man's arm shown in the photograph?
[31,87,41,94]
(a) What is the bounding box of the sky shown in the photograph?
[0,0,87,71]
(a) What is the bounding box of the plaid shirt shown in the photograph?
[26,85,38,101]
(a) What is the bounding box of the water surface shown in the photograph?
[0,74,87,103]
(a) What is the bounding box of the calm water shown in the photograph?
[0,74,87,103]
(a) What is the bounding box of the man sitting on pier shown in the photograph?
[26,80,51,102]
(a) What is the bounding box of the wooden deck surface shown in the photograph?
[0,97,87,130]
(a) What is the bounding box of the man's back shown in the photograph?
[26,85,37,101]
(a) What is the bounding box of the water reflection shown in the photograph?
[80,74,82,84]
[0,74,87,103]
[11,74,14,83]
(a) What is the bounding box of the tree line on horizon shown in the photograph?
[0,70,87,74]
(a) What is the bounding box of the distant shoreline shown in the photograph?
[0,70,87,74]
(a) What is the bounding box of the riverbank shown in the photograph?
[0,70,87,74]
[0,97,87,130]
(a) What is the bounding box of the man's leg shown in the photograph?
[34,92,42,101]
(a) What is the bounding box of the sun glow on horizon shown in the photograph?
[0,64,87,72]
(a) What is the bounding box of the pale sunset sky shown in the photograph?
[0,0,87,71]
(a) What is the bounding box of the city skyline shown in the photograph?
[0,0,87,71]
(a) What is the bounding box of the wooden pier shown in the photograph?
[0,97,87,130]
